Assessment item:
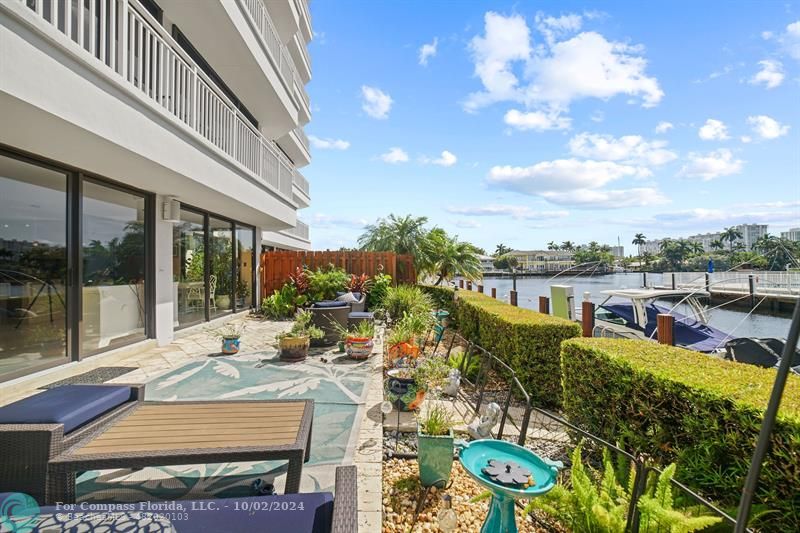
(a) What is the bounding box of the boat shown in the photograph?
[593,289,731,353]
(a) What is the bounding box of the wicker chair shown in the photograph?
[309,302,350,346]
[0,383,145,504]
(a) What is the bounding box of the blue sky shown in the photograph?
[301,1,800,253]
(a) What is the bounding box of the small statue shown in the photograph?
[443,368,460,397]
[468,402,501,440]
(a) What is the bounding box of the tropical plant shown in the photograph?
[367,273,392,309]
[351,319,376,338]
[418,402,455,436]
[211,322,246,339]
[547,241,560,250]
[358,214,429,264]
[494,243,512,257]
[419,228,483,285]
[396,309,435,338]
[306,265,349,302]
[526,443,721,533]
[492,253,519,271]
[561,240,576,251]
[721,226,743,255]
[755,235,799,270]
[413,356,451,392]
[710,239,725,251]
[448,350,480,380]
[261,283,300,319]
[382,285,434,321]
[346,273,373,294]
[275,310,323,341]
[289,266,310,295]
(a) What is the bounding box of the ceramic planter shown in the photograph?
[216,295,231,309]
[385,369,425,411]
[221,336,240,355]
[387,341,419,366]
[346,336,374,360]
[279,335,310,362]
[417,428,454,488]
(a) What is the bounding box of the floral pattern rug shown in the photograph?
[77,349,372,502]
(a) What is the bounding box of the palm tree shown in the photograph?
[420,229,483,285]
[561,240,575,251]
[547,241,560,251]
[689,241,704,256]
[358,214,429,265]
[494,243,512,257]
[632,233,647,260]
[721,226,743,255]
[710,239,725,252]
[493,254,520,291]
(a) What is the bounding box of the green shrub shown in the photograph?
[448,350,480,380]
[382,285,434,321]
[306,265,349,302]
[419,284,456,317]
[561,337,800,531]
[261,283,299,319]
[367,273,392,309]
[419,286,580,408]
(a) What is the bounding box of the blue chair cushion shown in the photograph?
[0,385,133,434]
[348,312,374,319]
[24,492,334,533]
[312,300,348,308]
[352,292,362,301]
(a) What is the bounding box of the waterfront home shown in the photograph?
[0,0,312,382]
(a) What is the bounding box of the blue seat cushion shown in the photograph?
[27,492,334,533]
[0,385,133,434]
[312,300,348,308]
[348,312,374,319]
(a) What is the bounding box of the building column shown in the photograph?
[154,195,175,346]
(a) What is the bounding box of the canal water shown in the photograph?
[478,273,794,340]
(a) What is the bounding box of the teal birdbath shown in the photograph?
[458,439,562,533]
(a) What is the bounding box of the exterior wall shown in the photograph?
[781,228,800,242]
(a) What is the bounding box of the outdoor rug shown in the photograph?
[76,349,373,502]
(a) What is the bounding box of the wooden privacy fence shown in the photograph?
[259,250,417,297]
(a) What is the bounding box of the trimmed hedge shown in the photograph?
[419,285,580,408]
[561,337,800,530]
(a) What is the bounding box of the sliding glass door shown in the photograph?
[173,208,206,327]
[209,217,233,318]
[235,226,255,309]
[0,154,69,381]
[81,180,148,353]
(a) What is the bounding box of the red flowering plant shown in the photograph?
[288,267,310,307]
[346,273,373,294]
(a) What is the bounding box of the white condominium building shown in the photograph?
[0,0,313,382]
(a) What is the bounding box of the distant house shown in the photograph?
[508,250,575,273]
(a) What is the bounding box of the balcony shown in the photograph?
[240,0,310,123]
[263,218,310,250]
[282,219,309,241]
[12,0,298,204]
[277,126,311,169]
[292,170,310,208]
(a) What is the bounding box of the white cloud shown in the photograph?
[747,115,790,139]
[432,150,457,167]
[361,85,393,119]
[633,202,800,230]
[454,219,482,229]
[568,133,677,166]
[504,109,571,131]
[590,110,605,123]
[446,204,569,219]
[740,135,752,144]
[464,12,532,112]
[308,135,350,150]
[464,12,663,117]
[309,213,368,229]
[541,187,669,209]
[749,59,785,89]
[678,149,744,180]
[655,121,674,134]
[379,147,409,164]
[488,158,651,195]
[419,37,438,66]
[781,21,800,60]
[698,119,730,141]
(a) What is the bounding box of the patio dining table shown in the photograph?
[46,399,314,504]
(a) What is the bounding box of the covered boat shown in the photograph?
[594,289,731,353]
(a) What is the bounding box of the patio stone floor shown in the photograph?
[0,313,385,529]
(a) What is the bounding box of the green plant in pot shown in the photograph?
[417,402,455,488]
[306,265,349,302]
[276,310,323,362]
[212,322,246,355]
[345,319,375,360]
[385,356,449,412]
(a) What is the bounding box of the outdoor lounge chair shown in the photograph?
[309,301,350,345]
[0,383,145,504]
[0,464,358,532]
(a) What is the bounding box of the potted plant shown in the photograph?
[417,402,455,488]
[214,323,246,355]
[345,320,375,360]
[386,324,419,366]
[276,310,323,362]
[385,356,449,412]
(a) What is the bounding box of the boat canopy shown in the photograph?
[597,288,710,329]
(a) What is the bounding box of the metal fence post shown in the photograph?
[626,460,649,532]
[748,274,755,308]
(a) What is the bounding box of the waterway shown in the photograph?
[478,273,794,340]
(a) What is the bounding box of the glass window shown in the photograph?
[173,209,206,326]
[81,181,147,353]
[209,217,233,317]
[0,155,68,380]
[236,226,255,309]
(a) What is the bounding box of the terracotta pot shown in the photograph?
[346,336,374,360]
[385,368,426,411]
[387,341,419,366]
[279,335,310,362]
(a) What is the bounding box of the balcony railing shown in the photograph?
[17,0,297,202]
[240,0,310,113]
[294,127,309,153]
[293,170,309,197]
[282,219,309,240]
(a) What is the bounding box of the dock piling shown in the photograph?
[657,314,675,346]
[749,275,755,308]
[459,280,464,289]
[582,301,595,337]
[477,284,484,294]
[510,290,518,307]
[538,296,550,314]
[491,287,497,298]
